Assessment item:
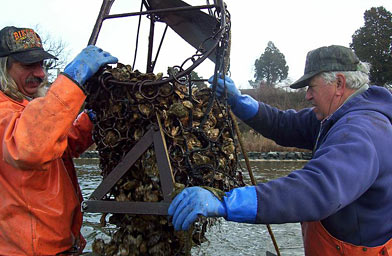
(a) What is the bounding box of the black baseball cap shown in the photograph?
[0,26,57,64]
[290,45,361,89]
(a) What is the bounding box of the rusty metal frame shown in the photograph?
[82,0,228,216]
[88,0,216,46]
[82,121,175,215]
[87,0,226,75]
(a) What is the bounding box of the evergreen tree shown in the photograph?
[253,41,288,87]
[350,6,392,86]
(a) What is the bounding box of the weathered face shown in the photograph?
[8,60,45,97]
[305,74,339,121]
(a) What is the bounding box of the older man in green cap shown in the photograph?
[168,45,392,255]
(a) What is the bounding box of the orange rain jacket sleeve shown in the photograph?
[0,75,93,255]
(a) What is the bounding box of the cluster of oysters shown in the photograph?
[84,63,245,255]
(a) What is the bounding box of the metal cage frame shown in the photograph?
[82,0,230,215]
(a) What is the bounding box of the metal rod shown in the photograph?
[222,25,281,256]
[89,127,155,200]
[147,14,155,73]
[151,24,168,71]
[267,225,281,256]
[154,112,176,202]
[230,112,256,184]
[88,0,225,87]
[88,0,115,45]
[104,5,215,20]
[230,111,281,256]
[82,200,170,215]
[132,0,144,70]
[105,32,221,88]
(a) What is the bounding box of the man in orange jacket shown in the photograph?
[0,26,118,255]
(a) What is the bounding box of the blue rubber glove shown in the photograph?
[168,186,258,231]
[208,75,259,120]
[63,45,118,86]
[208,75,240,104]
[168,187,226,231]
[85,109,97,123]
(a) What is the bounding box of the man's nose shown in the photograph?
[32,63,46,78]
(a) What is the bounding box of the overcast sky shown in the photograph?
[1,0,392,88]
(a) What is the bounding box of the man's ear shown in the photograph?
[335,73,346,96]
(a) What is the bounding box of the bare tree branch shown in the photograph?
[33,25,71,82]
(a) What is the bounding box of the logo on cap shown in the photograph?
[12,28,43,52]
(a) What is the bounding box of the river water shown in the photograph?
[75,158,307,255]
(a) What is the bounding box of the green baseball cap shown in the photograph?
[0,26,57,64]
[290,45,360,89]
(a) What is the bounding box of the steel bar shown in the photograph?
[146,14,155,73]
[88,0,115,45]
[104,5,215,20]
[154,113,175,202]
[89,127,155,200]
[82,201,170,215]
[222,21,281,256]
[132,0,144,71]
[151,24,168,72]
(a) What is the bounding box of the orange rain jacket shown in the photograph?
[0,75,93,255]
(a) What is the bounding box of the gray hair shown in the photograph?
[320,62,371,89]
[0,56,47,101]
